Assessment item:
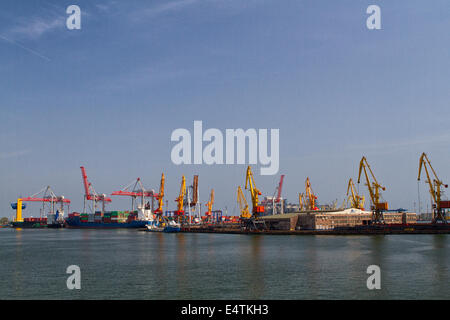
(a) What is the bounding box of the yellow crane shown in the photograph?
[174,175,186,220]
[357,156,388,223]
[347,178,365,210]
[237,186,251,219]
[298,193,305,211]
[299,193,303,210]
[155,173,165,218]
[305,177,318,210]
[418,152,449,223]
[205,189,214,220]
[245,166,264,217]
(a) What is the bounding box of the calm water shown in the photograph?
[0,228,448,299]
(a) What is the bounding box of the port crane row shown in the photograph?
[12,153,449,225]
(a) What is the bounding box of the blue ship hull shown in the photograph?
[66,218,149,229]
[163,226,181,233]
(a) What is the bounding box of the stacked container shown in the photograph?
[111,211,119,223]
[80,213,88,223]
[103,212,111,223]
[94,211,103,223]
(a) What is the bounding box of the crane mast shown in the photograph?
[298,193,305,211]
[205,189,214,218]
[245,166,264,216]
[154,173,165,221]
[347,178,365,210]
[80,166,112,214]
[418,152,449,223]
[237,186,251,219]
[174,175,186,221]
[357,156,388,223]
[305,177,318,210]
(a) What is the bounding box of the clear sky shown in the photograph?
[1,0,449,218]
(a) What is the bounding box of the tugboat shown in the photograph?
[163,220,181,233]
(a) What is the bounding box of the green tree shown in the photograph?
[0,217,9,225]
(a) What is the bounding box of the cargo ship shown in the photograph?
[65,210,150,229]
[11,217,48,228]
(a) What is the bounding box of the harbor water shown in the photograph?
[0,228,448,299]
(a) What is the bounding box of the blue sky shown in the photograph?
[1,0,450,218]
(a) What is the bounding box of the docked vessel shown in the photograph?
[11,217,48,228]
[163,220,181,233]
[65,210,150,229]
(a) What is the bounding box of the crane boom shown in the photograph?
[298,193,305,211]
[155,173,165,214]
[346,178,365,210]
[418,152,448,223]
[175,175,186,216]
[276,175,285,202]
[80,166,112,202]
[191,175,198,206]
[305,177,318,210]
[357,156,387,222]
[245,166,264,216]
[237,186,251,218]
[205,189,214,215]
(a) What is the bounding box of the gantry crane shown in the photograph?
[111,177,157,220]
[237,186,251,219]
[245,166,265,217]
[174,175,186,221]
[305,177,318,210]
[154,173,165,222]
[12,186,71,223]
[347,178,365,210]
[80,166,112,214]
[418,152,449,223]
[357,156,388,223]
[205,189,214,221]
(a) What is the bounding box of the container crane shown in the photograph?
[237,186,251,219]
[305,177,318,210]
[347,178,365,210]
[418,152,449,223]
[245,166,265,217]
[80,166,112,214]
[174,175,186,220]
[111,177,157,220]
[357,156,388,223]
[12,186,71,223]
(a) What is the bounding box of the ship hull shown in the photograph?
[12,221,47,228]
[65,218,149,229]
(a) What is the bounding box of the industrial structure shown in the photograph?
[357,156,388,223]
[11,186,71,228]
[418,152,449,223]
[80,166,112,214]
[11,152,450,232]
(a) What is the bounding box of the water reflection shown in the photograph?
[175,234,187,296]
[244,235,264,299]
[430,235,448,293]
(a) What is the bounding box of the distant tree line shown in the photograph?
[0,217,9,225]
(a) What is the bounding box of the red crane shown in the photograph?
[111,177,158,212]
[80,166,111,213]
[276,174,285,203]
[20,186,71,219]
